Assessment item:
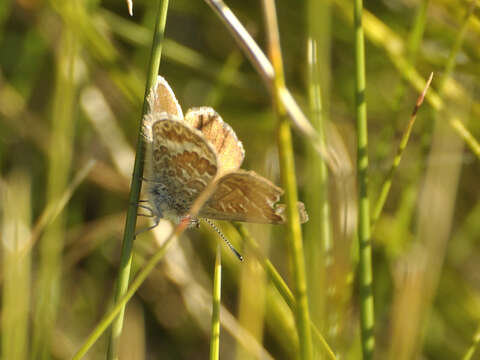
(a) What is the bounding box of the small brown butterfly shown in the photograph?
[141,76,308,231]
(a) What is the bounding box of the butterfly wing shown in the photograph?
[185,107,245,175]
[143,114,218,223]
[199,170,308,224]
[147,75,183,118]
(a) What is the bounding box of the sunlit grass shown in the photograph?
[1,0,480,359]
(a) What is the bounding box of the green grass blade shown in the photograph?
[209,246,222,360]
[372,73,433,231]
[304,36,332,339]
[203,0,336,171]
[106,0,170,359]
[262,1,313,358]
[437,0,478,93]
[72,229,178,360]
[76,159,220,359]
[462,324,480,360]
[333,0,480,161]
[31,8,77,357]
[1,172,32,360]
[353,0,375,357]
[233,223,337,360]
[393,0,429,107]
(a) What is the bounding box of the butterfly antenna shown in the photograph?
[202,219,243,261]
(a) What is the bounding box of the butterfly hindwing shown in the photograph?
[199,170,307,224]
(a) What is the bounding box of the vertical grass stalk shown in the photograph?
[106,0,170,359]
[209,245,222,360]
[438,0,477,93]
[72,175,221,359]
[262,1,313,358]
[203,0,335,169]
[353,0,375,357]
[305,36,331,334]
[393,0,429,107]
[234,223,337,360]
[372,73,433,231]
[1,173,31,360]
[73,227,180,360]
[462,324,480,360]
[306,0,333,342]
[31,8,76,358]
[332,0,480,163]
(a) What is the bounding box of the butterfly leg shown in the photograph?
[135,216,160,238]
[129,199,150,206]
[137,214,154,218]
[129,200,155,217]
[137,204,154,217]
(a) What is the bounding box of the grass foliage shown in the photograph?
[1,0,480,359]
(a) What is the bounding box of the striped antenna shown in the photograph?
[202,219,243,261]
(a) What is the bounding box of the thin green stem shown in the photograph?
[233,223,336,360]
[393,0,429,108]
[32,8,77,358]
[353,0,374,357]
[277,108,313,359]
[406,0,430,65]
[203,0,337,172]
[106,1,170,359]
[209,246,222,360]
[205,50,243,107]
[26,160,96,253]
[2,173,31,360]
[462,323,480,360]
[72,166,223,358]
[450,118,480,157]
[333,0,480,162]
[372,73,433,231]
[438,0,477,93]
[72,228,179,360]
[74,157,220,359]
[262,1,313,359]
[305,36,332,337]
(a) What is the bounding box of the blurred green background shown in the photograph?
[1,0,480,359]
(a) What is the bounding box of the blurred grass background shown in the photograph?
[1,0,480,359]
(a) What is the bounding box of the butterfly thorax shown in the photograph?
[144,116,218,226]
[146,181,200,227]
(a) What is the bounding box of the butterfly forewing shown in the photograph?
[185,107,245,175]
[199,170,290,224]
[144,115,218,223]
[148,76,184,118]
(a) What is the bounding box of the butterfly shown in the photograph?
[141,76,308,232]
